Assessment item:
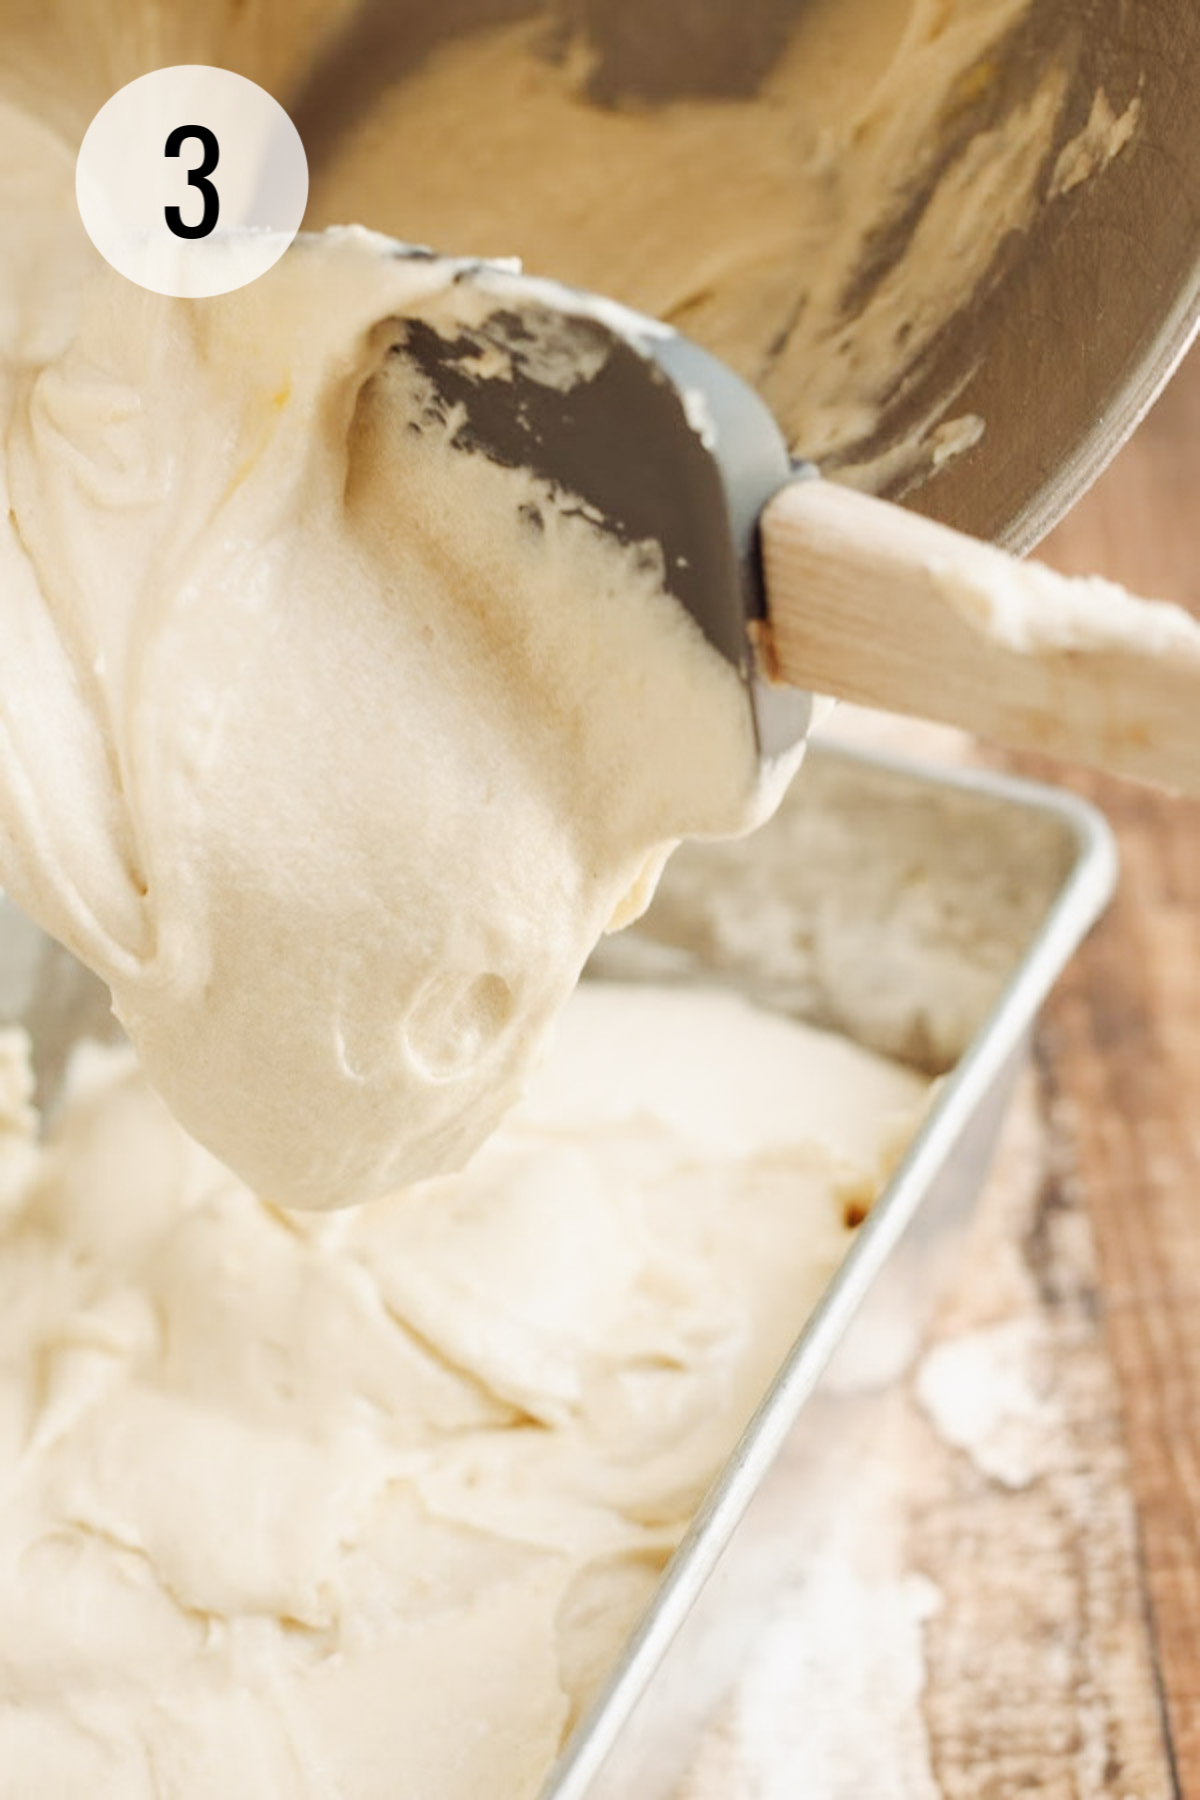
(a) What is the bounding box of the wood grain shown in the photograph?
[907,1062,1177,1800]
[892,356,1200,1797]
[1025,356,1200,1795]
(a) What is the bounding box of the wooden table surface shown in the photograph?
[996,349,1200,1799]
[908,351,1200,1797]
[677,353,1200,1800]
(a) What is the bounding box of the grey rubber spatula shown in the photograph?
[398,259,1200,791]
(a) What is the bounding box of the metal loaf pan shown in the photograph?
[545,740,1117,1800]
[0,741,1116,1798]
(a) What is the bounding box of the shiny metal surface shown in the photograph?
[546,743,1117,1799]
[295,1,1200,553]
[911,3,1200,552]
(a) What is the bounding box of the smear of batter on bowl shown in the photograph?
[305,0,1072,485]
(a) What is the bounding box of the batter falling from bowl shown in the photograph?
[0,0,1174,1209]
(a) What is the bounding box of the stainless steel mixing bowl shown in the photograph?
[294,0,1200,553]
[913,1,1200,551]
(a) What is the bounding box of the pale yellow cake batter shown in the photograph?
[0,984,926,1798]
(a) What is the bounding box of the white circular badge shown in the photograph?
[76,65,309,298]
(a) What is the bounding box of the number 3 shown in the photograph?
[164,124,220,241]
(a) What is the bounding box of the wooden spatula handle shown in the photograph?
[761,478,1200,794]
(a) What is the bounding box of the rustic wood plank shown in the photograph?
[1019,362,1200,1795]
[906,1062,1178,1800]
